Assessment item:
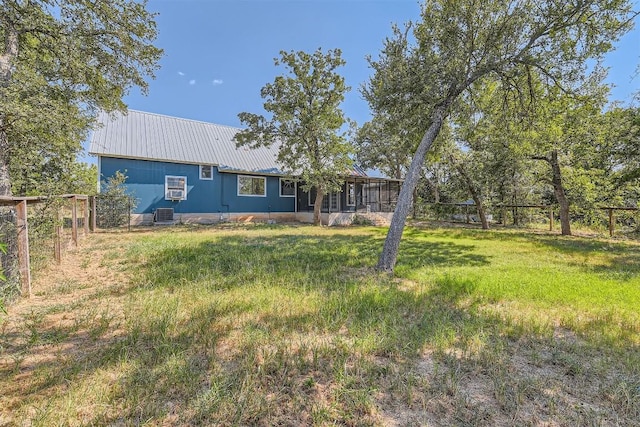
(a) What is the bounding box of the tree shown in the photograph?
[607,106,640,185]
[96,171,136,228]
[450,73,610,234]
[368,0,636,272]
[447,152,491,229]
[235,48,353,225]
[354,120,410,180]
[0,0,162,197]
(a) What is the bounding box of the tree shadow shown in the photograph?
[3,226,637,425]
[529,234,640,281]
[137,230,490,293]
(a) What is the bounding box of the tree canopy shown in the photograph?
[366,0,636,272]
[235,48,353,225]
[0,0,162,197]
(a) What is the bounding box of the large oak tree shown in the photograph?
[0,0,162,197]
[367,0,636,272]
[235,48,353,226]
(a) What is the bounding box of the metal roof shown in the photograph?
[89,110,398,180]
[89,110,286,175]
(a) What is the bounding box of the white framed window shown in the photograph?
[279,178,295,197]
[200,165,213,180]
[347,182,356,206]
[165,175,187,200]
[322,192,339,211]
[238,175,266,197]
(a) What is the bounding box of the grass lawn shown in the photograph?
[0,223,639,426]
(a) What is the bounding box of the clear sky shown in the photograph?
[122,0,639,129]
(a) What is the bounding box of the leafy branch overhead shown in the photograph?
[235,48,353,225]
[0,0,163,197]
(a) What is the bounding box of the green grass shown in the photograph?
[1,224,639,426]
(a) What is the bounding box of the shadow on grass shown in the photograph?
[530,234,640,281]
[3,227,639,425]
[136,231,490,292]
[410,224,640,281]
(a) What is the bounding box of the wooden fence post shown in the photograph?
[549,207,554,231]
[15,200,31,297]
[89,196,96,231]
[54,208,62,264]
[608,209,614,237]
[71,196,78,246]
[83,198,89,236]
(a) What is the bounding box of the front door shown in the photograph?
[322,192,340,212]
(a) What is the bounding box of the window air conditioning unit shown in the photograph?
[166,189,184,200]
[155,207,174,222]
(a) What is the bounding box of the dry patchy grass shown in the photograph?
[0,224,638,426]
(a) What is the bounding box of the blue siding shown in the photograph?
[99,157,295,214]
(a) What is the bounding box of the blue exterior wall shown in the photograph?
[99,157,295,214]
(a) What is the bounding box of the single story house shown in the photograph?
[89,110,402,225]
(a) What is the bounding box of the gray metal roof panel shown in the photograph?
[89,110,286,174]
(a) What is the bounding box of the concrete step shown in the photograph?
[354,213,390,226]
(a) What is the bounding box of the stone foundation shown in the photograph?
[126,211,393,227]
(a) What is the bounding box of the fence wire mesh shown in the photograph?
[0,197,91,302]
[0,207,19,302]
[95,194,133,229]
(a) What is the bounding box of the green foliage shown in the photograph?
[607,107,640,184]
[368,0,636,269]
[0,0,162,196]
[235,48,353,223]
[0,212,19,305]
[96,171,136,228]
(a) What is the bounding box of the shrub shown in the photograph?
[96,171,137,228]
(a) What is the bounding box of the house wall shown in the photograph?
[99,157,295,215]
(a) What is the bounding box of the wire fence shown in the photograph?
[0,207,19,301]
[0,196,90,302]
[413,202,640,236]
[95,194,134,230]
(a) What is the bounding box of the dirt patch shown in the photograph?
[0,231,134,423]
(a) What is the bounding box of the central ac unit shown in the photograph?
[155,207,174,222]
[166,189,184,200]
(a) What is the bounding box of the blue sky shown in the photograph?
[122,0,639,129]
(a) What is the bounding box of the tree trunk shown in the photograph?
[0,129,12,197]
[454,161,489,230]
[0,23,19,197]
[533,151,571,236]
[313,189,325,226]
[377,101,452,272]
[549,150,571,235]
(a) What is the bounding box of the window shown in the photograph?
[347,182,356,206]
[322,192,340,211]
[200,165,213,180]
[308,188,316,206]
[165,175,187,200]
[279,179,295,197]
[238,175,266,197]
